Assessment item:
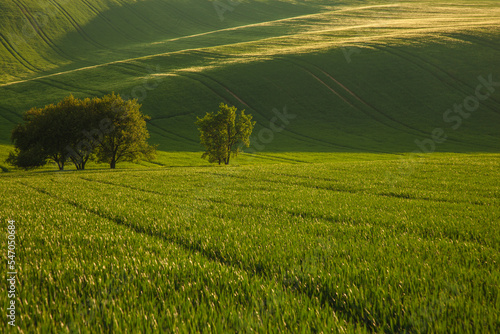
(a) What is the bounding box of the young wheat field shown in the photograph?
[1,153,499,332]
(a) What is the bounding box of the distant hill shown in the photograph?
[1,0,499,153]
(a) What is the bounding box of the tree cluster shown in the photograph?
[196,103,255,165]
[7,93,156,170]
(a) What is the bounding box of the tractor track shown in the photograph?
[0,32,39,72]
[0,105,22,122]
[19,180,381,329]
[36,77,105,97]
[182,71,378,152]
[80,0,143,43]
[47,0,110,50]
[287,56,500,151]
[398,42,500,108]
[147,120,199,145]
[11,0,74,62]
[281,57,436,139]
[375,44,500,112]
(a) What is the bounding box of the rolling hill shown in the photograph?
[1,2,499,332]
[0,0,499,156]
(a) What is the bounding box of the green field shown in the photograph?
[0,0,499,153]
[1,154,499,332]
[1,0,499,332]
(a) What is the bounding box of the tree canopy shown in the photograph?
[196,103,255,165]
[7,94,156,170]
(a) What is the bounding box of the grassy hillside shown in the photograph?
[1,2,499,331]
[0,0,337,82]
[0,0,499,155]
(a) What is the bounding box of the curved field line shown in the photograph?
[281,58,433,138]
[188,71,386,153]
[119,1,178,35]
[382,44,500,111]
[449,32,500,52]
[20,181,360,326]
[0,32,39,72]
[150,112,194,121]
[304,70,354,107]
[308,60,500,150]
[243,153,308,163]
[0,112,17,125]
[47,0,110,50]
[147,120,199,145]
[199,170,490,206]
[174,72,231,105]
[79,170,498,247]
[80,0,143,43]
[293,56,500,150]
[246,153,308,163]
[293,58,500,151]
[35,78,86,95]
[363,45,500,147]
[106,62,154,77]
[112,61,151,73]
[1,10,496,88]
[223,88,251,109]
[306,64,434,136]
[147,127,188,146]
[379,45,475,96]
[38,77,105,96]
[0,105,22,121]
[167,72,344,152]
[81,168,491,221]
[12,0,74,62]
[178,71,337,150]
[77,175,357,225]
[152,3,404,45]
[1,4,497,92]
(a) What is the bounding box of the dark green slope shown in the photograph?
[0,0,499,153]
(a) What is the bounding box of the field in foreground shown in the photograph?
[1,153,499,332]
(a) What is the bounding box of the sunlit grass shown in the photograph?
[1,153,498,332]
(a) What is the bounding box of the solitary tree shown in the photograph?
[196,103,255,165]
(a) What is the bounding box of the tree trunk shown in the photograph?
[110,151,117,169]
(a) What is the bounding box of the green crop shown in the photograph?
[1,153,498,332]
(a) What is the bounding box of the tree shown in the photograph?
[8,102,70,170]
[6,93,156,170]
[196,103,255,165]
[93,94,156,169]
[7,95,97,170]
[61,95,100,170]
